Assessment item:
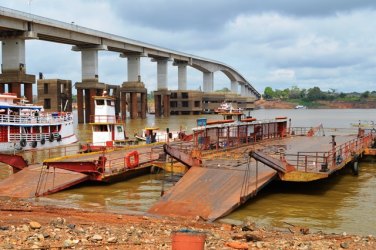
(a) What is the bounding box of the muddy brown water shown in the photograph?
[0,109,375,235]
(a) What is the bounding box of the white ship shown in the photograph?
[0,93,77,151]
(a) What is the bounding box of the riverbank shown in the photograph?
[0,199,374,249]
[255,99,376,109]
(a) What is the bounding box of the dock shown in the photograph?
[0,143,165,197]
[149,128,375,221]
[149,157,277,221]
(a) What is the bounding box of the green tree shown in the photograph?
[361,91,370,99]
[289,85,301,99]
[306,87,323,101]
[263,87,274,99]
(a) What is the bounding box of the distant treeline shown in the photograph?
[263,86,376,102]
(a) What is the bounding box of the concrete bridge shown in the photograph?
[0,6,260,122]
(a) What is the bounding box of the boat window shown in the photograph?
[93,125,108,132]
[117,126,123,132]
[96,100,105,106]
[106,100,114,106]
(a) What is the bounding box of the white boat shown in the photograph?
[295,105,307,109]
[81,94,137,152]
[136,127,187,143]
[215,102,243,113]
[0,93,77,151]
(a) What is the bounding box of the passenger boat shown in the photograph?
[214,102,243,113]
[0,93,77,151]
[295,105,307,109]
[81,93,137,153]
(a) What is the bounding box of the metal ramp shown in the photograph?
[0,164,89,198]
[148,162,276,221]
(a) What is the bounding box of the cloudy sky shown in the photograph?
[0,0,375,94]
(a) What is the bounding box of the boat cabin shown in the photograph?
[90,95,126,146]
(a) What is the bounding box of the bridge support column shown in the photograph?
[173,60,188,90]
[120,82,147,119]
[120,53,142,82]
[240,83,246,97]
[152,57,170,117]
[0,36,35,101]
[231,80,238,94]
[153,89,171,117]
[203,72,213,92]
[73,45,107,123]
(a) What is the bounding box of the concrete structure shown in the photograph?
[169,90,256,115]
[37,78,72,112]
[0,35,36,102]
[121,82,147,119]
[0,7,261,121]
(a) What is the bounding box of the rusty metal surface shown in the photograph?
[0,164,89,198]
[0,153,28,172]
[251,151,287,173]
[164,144,201,167]
[148,161,276,221]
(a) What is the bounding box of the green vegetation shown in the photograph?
[262,86,376,106]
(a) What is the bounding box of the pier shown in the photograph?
[149,123,375,221]
[0,119,375,221]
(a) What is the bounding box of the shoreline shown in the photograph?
[0,199,374,249]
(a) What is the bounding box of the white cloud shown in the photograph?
[0,1,375,94]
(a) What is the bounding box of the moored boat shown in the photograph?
[214,102,243,113]
[136,127,190,143]
[81,93,138,153]
[0,93,77,151]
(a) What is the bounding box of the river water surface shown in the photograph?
[0,109,375,235]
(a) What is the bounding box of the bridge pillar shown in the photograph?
[231,80,238,94]
[73,45,107,123]
[120,82,147,119]
[173,60,188,90]
[152,57,170,116]
[203,72,213,92]
[153,89,171,117]
[240,83,246,97]
[120,53,142,82]
[0,36,35,102]
[151,57,169,90]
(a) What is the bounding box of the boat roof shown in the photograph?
[92,95,116,100]
[145,127,159,130]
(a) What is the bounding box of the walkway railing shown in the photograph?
[282,133,374,172]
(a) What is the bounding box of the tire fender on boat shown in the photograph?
[20,139,27,148]
[49,133,54,142]
[57,134,62,142]
[125,151,139,169]
[31,141,37,148]
[41,138,46,145]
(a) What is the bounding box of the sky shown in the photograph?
[0,0,375,95]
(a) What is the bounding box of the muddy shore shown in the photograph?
[0,199,374,249]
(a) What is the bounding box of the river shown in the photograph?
[0,109,375,235]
